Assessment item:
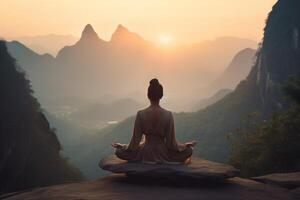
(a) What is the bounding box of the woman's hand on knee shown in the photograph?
[185,140,197,148]
[111,142,124,149]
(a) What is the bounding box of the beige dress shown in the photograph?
[115,106,193,164]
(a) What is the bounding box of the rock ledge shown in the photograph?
[99,155,239,181]
[252,172,300,189]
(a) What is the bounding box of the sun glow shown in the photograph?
[158,35,172,46]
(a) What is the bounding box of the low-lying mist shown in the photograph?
[6,24,257,131]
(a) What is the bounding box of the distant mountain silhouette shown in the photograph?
[8,34,78,56]
[191,89,232,111]
[6,40,54,66]
[8,24,257,113]
[200,48,256,97]
[80,24,101,42]
[0,41,82,194]
[218,48,255,87]
[56,24,106,61]
[110,24,150,47]
[70,0,300,179]
[6,41,55,101]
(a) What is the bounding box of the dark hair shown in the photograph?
[147,78,163,101]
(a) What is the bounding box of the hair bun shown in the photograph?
[148,78,163,101]
[150,78,160,86]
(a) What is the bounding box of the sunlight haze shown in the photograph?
[1,0,276,44]
[2,1,300,196]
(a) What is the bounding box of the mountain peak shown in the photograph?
[111,24,130,41]
[80,24,100,42]
[114,24,129,34]
[110,24,145,45]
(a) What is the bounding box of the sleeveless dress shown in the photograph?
[115,107,193,164]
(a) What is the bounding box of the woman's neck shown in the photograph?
[150,100,160,107]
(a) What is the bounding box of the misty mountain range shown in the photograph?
[3,24,257,130]
[52,24,256,103]
[6,34,78,56]
[199,48,256,97]
[2,23,260,178]
[6,24,256,106]
[1,1,300,198]
[63,0,300,179]
[191,88,232,111]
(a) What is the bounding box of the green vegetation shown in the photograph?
[229,77,300,177]
[0,41,83,194]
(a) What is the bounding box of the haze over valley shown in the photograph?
[5,24,257,130]
[3,2,300,199]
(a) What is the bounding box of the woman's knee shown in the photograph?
[186,146,193,157]
[115,149,125,159]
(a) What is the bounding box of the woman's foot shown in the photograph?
[185,157,192,164]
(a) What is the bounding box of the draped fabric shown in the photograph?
[116,107,192,164]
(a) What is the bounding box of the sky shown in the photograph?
[1,0,277,44]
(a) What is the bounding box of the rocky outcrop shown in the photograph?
[1,175,298,200]
[0,41,82,194]
[292,187,300,197]
[252,172,300,189]
[100,155,239,182]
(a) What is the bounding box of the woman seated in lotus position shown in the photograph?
[112,79,196,164]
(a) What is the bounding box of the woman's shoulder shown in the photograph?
[137,107,172,115]
[161,108,172,115]
[159,108,173,119]
[137,107,148,114]
[136,108,149,117]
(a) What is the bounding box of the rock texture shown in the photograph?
[1,175,298,200]
[99,155,239,182]
[252,172,300,189]
[292,187,300,197]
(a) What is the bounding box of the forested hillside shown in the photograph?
[0,41,83,194]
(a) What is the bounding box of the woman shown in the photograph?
[112,79,196,164]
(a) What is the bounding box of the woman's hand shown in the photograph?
[185,140,197,148]
[111,142,124,149]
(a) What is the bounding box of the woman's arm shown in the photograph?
[127,111,143,151]
[166,112,187,151]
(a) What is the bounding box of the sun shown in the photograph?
[158,35,172,46]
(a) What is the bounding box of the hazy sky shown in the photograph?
[1,0,277,44]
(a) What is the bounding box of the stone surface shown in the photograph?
[252,172,300,189]
[1,175,298,200]
[99,155,239,181]
[292,187,300,197]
